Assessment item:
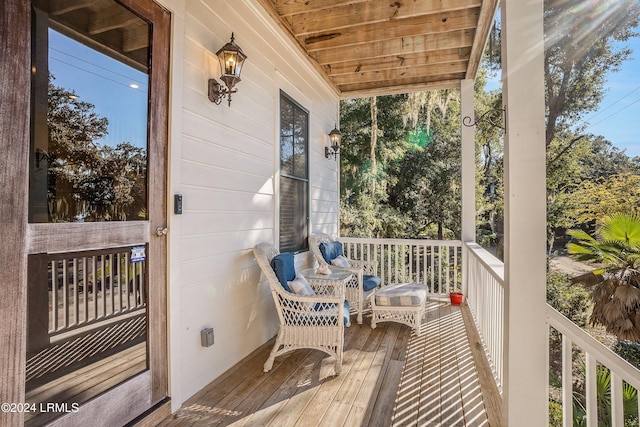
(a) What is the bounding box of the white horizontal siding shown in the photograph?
[157,0,340,410]
[179,187,273,212]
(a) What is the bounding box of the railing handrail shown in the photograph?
[340,236,463,247]
[463,241,505,394]
[463,241,504,284]
[547,304,640,390]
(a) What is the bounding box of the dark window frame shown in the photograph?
[279,91,309,253]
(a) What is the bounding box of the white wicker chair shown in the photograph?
[309,233,380,324]
[254,243,347,374]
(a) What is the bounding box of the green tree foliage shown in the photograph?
[568,214,640,341]
[572,364,638,427]
[543,0,640,252]
[547,135,640,252]
[46,78,147,221]
[339,95,409,237]
[472,70,504,248]
[613,341,640,370]
[340,89,464,239]
[485,1,640,252]
[388,101,462,239]
[547,270,591,327]
[571,173,640,226]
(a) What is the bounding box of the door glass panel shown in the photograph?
[26,247,148,426]
[27,1,152,425]
[29,1,149,223]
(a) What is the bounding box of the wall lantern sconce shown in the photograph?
[325,124,342,160]
[208,33,247,107]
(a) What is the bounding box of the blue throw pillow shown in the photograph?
[319,241,344,264]
[363,275,381,291]
[271,252,296,292]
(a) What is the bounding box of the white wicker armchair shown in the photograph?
[254,243,347,375]
[309,233,380,324]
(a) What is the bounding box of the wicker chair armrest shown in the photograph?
[276,289,346,327]
[273,285,343,304]
[347,259,378,275]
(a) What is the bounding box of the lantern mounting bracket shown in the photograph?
[208,79,235,107]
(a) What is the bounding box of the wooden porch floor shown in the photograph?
[155,300,501,427]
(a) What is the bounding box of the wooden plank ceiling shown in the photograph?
[257,0,499,98]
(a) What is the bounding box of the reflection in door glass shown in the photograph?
[26,247,148,426]
[30,25,149,223]
[28,1,152,424]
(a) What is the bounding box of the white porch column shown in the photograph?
[460,79,475,297]
[501,0,548,424]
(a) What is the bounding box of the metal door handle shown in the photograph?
[156,226,168,236]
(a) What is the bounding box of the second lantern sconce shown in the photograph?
[325,124,342,160]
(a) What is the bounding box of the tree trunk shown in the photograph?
[370,96,378,193]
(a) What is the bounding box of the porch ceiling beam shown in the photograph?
[331,61,468,85]
[313,29,475,65]
[272,0,370,17]
[338,76,462,98]
[325,48,471,76]
[466,0,499,77]
[286,0,482,36]
[302,9,481,51]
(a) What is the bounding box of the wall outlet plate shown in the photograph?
[201,327,214,347]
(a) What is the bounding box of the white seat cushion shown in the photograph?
[331,255,351,268]
[288,274,315,304]
[373,283,427,307]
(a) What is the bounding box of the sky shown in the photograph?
[581,37,640,158]
[48,29,149,149]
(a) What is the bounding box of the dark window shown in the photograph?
[279,92,308,253]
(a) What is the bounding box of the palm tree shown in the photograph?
[567,214,640,342]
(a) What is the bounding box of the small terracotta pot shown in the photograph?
[449,292,464,305]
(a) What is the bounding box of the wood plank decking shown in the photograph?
[26,343,146,426]
[155,300,502,427]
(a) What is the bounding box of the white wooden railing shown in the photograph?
[340,237,463,294]
[340,237,640,426]
[463,242,505,394]
[46,247,147,334]
[548,306,640,427]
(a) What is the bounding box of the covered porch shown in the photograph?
[0,0,553,425]
[155,298,500,426]
[153,238,640,426]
